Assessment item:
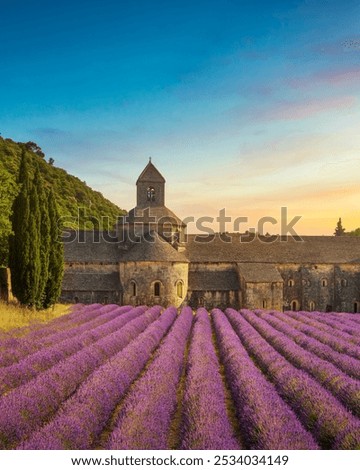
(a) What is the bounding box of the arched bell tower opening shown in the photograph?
[147,186,156,202]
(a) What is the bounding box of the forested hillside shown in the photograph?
[0,136,125,265]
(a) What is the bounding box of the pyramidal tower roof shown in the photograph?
[136,159,166,184]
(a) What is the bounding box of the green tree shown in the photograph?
[334,217,346,236]
[25,141,45,158]
[9,154,64,308]
[346,227,360,236]
[0,167,17,265]
[8,151,35,305]
[43,189,64,308]
[27,167,42,306]
[34,166,51,308]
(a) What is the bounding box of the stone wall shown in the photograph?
[187,290,239,310]
[277,263,360,312]
[120,261,188,307]
[60,262,121,304]
[60,290,121,304]
[59,256,360,312]
[242,281,283,310]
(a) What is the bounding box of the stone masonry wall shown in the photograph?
[120,261,188,308]
[277,263,360,312]
[242,281,283,311]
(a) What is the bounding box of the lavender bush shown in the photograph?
[226,309,360,449]
[213,309,318,450]
[179,308,240,449]
[280,311,360,359]
[0,305,135,393]
[242,310,360,417]
[107,306,193,449]
[254,310,360,380]
[0,306,158,449]
[18,307,176,450]
[0,304,124,367]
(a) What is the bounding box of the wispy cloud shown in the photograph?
[286,68,360,90]
[262,95,356,121]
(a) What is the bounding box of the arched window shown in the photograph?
[354,302,359,314]
[262,300,267,309]
[288,279,294,287]
[176,280,183,298]
[341,279,348,287]
[74,296,79,304]
[130,281,137,297]
[291,300,299,311]
[147,186,155,202]
[154,281,161,297]
[321,278,328,287]
[309,301,315,312]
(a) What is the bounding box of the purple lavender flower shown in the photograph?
[281,311,360,359]
[290,311,360,344]
[0,306,159,449]
[17,307,176,450]
[241,310,360,417]
[254,310,360,380]
[226,309,360,449]
[0,305,134,394]
[179,308,240,450]
[0,304,127,367]
[212,309,318,450]
[107,307,193,450]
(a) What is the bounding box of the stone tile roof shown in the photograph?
[119,231,189,262]
[125,206,186,227]
[189,270,239,291]
[63,232,360,265]
[63,231,120,263]
[238,263,283,283]
[62,272,121,291]
[136,161,166,184]
[183,234,360,264]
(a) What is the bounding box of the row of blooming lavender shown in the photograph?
[0,303,125,366]
[226,309,360,449]
[0,305,160,448]
[241,310,360,416]
[1,304,359,450]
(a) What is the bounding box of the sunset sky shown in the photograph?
[1,0,360,235]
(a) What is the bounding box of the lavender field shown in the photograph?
[0,304,359,450]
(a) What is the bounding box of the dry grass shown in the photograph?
[0,301,71,333]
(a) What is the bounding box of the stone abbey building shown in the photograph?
[61,161,360,313]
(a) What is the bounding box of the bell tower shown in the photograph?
[117,159,186,245]
[136,158,165,207]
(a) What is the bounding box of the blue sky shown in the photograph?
[1,0,360,234]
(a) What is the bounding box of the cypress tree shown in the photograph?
[26,165,42,307]
[9,151,34,305]
[43,189,64,308]
[334,217,346,236]
[34,166,51,309]
[10,153,64,309]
